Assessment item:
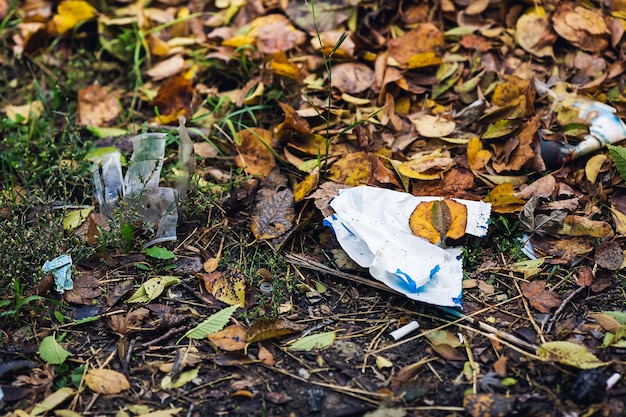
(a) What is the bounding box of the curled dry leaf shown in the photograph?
[330,63,375,94]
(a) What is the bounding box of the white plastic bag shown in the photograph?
[324,186,491,307]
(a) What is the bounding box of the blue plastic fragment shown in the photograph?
[42,254,73,294]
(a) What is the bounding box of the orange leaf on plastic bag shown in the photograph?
[409,199,467,245]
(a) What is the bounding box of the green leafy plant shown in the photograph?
[39,333,72,365]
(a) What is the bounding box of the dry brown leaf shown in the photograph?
[146,54,187,81]
[150,75,194,124]
[409,199,467,245]
[258,342,275,366]
[77,83,121,127]
[516,7,555,58]
[515,174,556,200]
[552,4,609,53]
[246,317,305,343]
[521,280,561,313]
[576,266,594,287]
[388,23,444,66]
[251,176,295,240]
[63,270,102,305]
[594,241,624,271]
[330,63,375,94]
[234,128,276,177]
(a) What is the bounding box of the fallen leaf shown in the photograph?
[161,368,199,389]
[515,6,555,58]
[331,63,375,94]
[555,215,613,238]
[576,266,594,287]
[127,276,180,303]
[208,325,248,351]
[85,369,130,394]
[521,280,561,313]
[251,181,295,241]
[328,151,373,186]
[197,270,246,307]
[537,341,607,369]
[409,199,467,245]
[183,304,238,340]
[258,342,275,366]
[4,100,44,124]
[410,114,456,138]
[52,0,95,34]
[246,317,305,343]
[234,128,276,177]
[552,4,609,53]
[146,54,188,81]
[150,75,194,124]
[594,241,624,270]
[289,331,336,351]
[467,136,491,171]
[388,23,444,66]
[30,387,75,416]
[464,393,515,417]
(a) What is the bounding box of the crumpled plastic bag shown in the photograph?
[324,186,491,307]
[42,254,73,294]
[91,117,195,247]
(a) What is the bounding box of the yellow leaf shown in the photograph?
[294,171,319,203]
[406,51,443,69]
[4,101,44,124]
[467,136,491,171]
[53,1,96,34]
[268,60,300,80]
[484,183,526,213]
[207,325,248,351]
[409,199,467,245]
[328,152,372,186]
[585,154,608,183]
[85,369,130,394]
[375,356,393,369]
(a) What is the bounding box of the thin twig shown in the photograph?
[546,285,586,334]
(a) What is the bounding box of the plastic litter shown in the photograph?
[535,79,626,167]
[324,186,491,307]
[91,118,195,247]
[42,254,73,294]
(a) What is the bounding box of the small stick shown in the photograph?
[545,285,586,334]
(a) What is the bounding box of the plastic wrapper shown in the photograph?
[42,254,73,294]
[324,186,491,307]
[91,125,193,247]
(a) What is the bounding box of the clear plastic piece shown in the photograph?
[92,127,191,247]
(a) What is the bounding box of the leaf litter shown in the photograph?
[2,0,626,416]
